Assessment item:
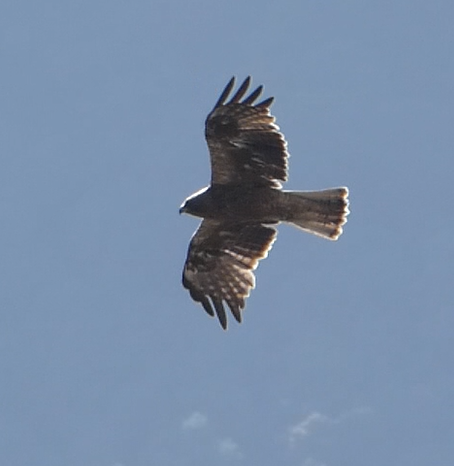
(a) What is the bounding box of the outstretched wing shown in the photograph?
[205,77,289,188]
[182,219,277,329]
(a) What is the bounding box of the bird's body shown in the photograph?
[180,77,349,329]
[182,184,282,222]
[182,184,347,235]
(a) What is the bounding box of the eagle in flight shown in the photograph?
[180,77,349,329]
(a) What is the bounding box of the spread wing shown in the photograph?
[182,219,277,329]
[205,77,289,188]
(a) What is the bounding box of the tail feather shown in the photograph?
[283,187,349,240]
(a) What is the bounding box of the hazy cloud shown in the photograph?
[289,411,329,443]
[289,406,373,444]
[181,411,208,430]
[218,437,243,459]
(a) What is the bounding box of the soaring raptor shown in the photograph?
[180,77,349,329]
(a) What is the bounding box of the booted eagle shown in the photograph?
[180,77,349,329]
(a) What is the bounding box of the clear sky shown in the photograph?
[1,1,453,465]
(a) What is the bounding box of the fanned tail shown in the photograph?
[284,188,349,240]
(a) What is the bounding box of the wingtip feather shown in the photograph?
[257,96,274,108]
[243,85,263,105]
[213,77,236,109]
[201,297,215,317]
[212,297,228,330]
[229,76,251,104]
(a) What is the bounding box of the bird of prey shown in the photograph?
[180,77,349,329]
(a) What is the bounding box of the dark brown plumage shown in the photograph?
[180,77,349,329]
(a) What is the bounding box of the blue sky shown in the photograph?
[1,1,453,465]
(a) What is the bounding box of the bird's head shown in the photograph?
[179,186,210,217]
[179,201,188,215]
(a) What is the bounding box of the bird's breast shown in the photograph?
[209,185,283,222]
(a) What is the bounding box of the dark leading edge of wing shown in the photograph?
[205,77,289,188]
